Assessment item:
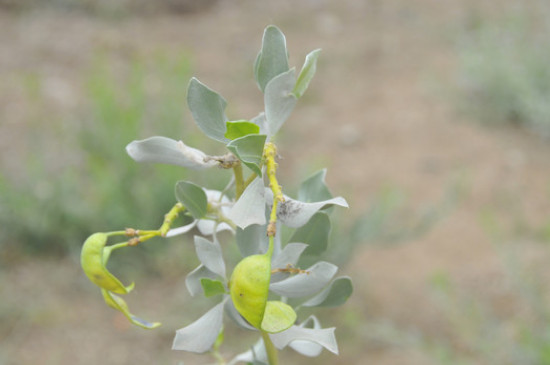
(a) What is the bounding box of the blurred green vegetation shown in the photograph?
[0,51,213,258]
[456,3,550,136]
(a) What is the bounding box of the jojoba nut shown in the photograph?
[229,254,271,329]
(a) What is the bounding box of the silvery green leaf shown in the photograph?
[228,338,268,365]
[224,297,256,331]
[196,220,234,235]
[302,276,353,308]
[292,48,321,99]
[269,261,338,298]
[172,300,225,353]
[265,189,348,228]
[298,169,333,203]
[271,243,308,269]
[255,25,289,92]
[126,136,217,169]
[251,112,269,135]
[269,325,338,355]
[235,223,268,257]
[288,316,323,357]
[264,68,297,136]
[226,134,267,176]
[165,220,197,238]
[185,264,218,297]
[175,181,208,219]
[187,77,228,142]
[227,178,267,229]
[290,212,330,256]
[194,236,226,279]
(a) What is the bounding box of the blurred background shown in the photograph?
[2,0,550,364]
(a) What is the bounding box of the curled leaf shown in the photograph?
[269,323,339,355]
[265,189,348,228]
[226,134,267,176]
[102,289,161,329]
[126,136,217,169]
[269,261,338,298]
[292,48,321,99]
[287,316,324,357]
[80,233,133,294]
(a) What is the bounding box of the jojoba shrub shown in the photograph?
[81,25,352,364]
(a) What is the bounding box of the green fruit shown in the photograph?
[230,254,270,328]
[80,233,133,294]
[230,253,297,333]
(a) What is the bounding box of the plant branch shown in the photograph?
[159,202,185,236]
[261,331,279,365]
[233,162,245,199]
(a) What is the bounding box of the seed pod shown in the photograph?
[80,233,133,294]
[230,253,297,333]
[230,254,270,328]
[102,289,161,329]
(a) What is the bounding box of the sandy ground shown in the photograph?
[2,0,550,364]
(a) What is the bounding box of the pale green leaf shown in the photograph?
[298,169,332,203]
[172,301,225,353]
[260,301,297,333]
[194,236,226,279]
[200,278,227,297]
[226,134,267,176]
[301,276,353,308]
[269,261,338,298]
[290,212,331,255]
[227,178,267,229]
[175,181,208,219]
[187,77,228,142]
[270,322,339,355]
[264,68,297,137]
[225,120,260,140]
[255,25,289,92]
[292,49,321,98]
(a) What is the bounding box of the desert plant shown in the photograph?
[80,25,352,364]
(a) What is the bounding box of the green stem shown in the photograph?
[261,331,279,365]
[159,202,185,236]
[233,163,245,199]
[242,172,258,190]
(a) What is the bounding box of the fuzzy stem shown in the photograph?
[264,142,284,241]
[261,331,279,365]
[159,202,185,236]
